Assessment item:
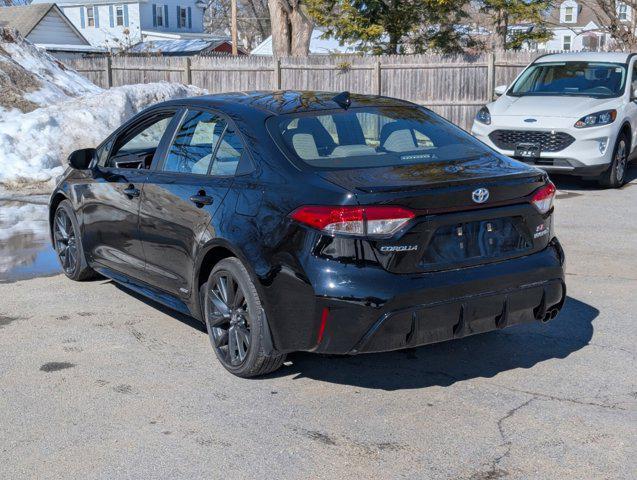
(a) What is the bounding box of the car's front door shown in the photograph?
[138,109,246,296]
[82,109,179,280]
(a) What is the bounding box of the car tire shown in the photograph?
[53,200,99,281]
[201,257,286,378]
[599,132,629,188]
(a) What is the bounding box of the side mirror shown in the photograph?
[632,86,637,101]
[68,148,96,170]
[494,85,508,96]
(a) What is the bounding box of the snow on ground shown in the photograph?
[0,29,205,190]
[0,83,205,188]
[0,29,99,112]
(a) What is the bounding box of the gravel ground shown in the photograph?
[0,173,635,480]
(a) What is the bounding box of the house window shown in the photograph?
[116,6,124,26]
[619,3,628,21]
[179,7,187,28]
[87,6,95,27]
[564,6,574,22]
[563,35,572,51]
[156,5,164,27]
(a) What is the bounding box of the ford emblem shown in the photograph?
[524,118,537,123]
[472,188,489,204]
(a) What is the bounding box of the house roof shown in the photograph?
[0,3,56,36]
[129,38,244,55]
[545,1,603,29]
[0,3,89,45]
[251,28,361,55]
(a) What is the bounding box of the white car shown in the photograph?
[472,52,635,187]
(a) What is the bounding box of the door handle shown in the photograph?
[123,184,140,198]
[189,193,214,207]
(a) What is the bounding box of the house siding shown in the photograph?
[27,8,88,45]
[138,0,203,33]
[61,3,142,48]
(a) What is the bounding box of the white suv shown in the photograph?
[472,52,636,187]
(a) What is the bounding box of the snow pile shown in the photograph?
[0,28,100,112]
[0,83,205,187]
[0,29,206,189]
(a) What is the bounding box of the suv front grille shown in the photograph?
[489,130,575,152]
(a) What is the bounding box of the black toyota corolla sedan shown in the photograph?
[49,91,565,377]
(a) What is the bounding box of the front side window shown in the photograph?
[86,6,95,27]
[510,62,627,98]
[106,114,174,169]
[272,107,490,170]
[162,110,242,176]
[116,6,124,26]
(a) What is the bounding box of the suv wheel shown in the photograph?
[599,132,629,188]
[201,258,285,378]
[53,200,98,281]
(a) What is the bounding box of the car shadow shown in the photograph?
[110,281,207,333]
[550,164,636,192]
[269,296,597,390]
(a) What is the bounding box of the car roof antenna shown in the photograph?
[332,91,351,110]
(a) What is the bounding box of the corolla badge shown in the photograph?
[472,188,490,204]
[524,118,537,123]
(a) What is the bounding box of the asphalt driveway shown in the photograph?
[0,173,635,479]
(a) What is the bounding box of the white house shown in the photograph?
[0,3,104,59]
[30,0,207,49]
[541,0,615,51]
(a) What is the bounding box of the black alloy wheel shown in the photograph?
[54,208,78,275]
[203,258,285,377]
[53,200,98,281]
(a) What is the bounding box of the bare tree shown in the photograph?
[267,0,313,56]
[584,0,637,50]
[204,0,271,50]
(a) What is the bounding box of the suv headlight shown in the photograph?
[574,110,617,128]
[475,106,491,125]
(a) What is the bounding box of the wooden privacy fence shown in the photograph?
[68,51,549,130]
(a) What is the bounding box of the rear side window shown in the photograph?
[272,106,489,170]
[162,109,244,176]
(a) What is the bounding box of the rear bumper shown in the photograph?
[262,238,566,354]
[351,278,564,354]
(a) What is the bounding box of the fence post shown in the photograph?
[105,56,113,88]
[486,52,495,101]
[272,57,282,90]
[184,57,192,85]
[374,60,382,96]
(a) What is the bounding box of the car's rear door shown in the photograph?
[82,108,181,280]
[138,108,247,296]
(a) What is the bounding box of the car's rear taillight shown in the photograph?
[290,205,415,237]
[530,182,556,214]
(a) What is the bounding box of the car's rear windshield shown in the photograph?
[271,106,492,170]
[509,61,627,98]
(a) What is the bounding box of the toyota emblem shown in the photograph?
[472,188,489,204]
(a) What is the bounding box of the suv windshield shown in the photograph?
[509,61,627,98]
[272,106,492,169]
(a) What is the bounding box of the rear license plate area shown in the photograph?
[420,217,532,268]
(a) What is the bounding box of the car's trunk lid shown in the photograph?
[315,154,551,274]
[316,154,546,212]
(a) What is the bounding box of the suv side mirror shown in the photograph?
[68,148,96,170]
[494,85,508,96]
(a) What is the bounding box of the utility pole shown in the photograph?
[231,0,238,55]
